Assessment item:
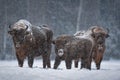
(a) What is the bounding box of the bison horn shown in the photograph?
[25,25,29,31]
[91,27,95,33]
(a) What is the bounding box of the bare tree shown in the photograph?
[76,0,83,31]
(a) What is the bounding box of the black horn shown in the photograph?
[25,25,29,31]
[92,27,95,33]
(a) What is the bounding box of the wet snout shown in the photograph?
[58,49,64,56]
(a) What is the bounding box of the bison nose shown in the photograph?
[16,42,21,48]
[58,49,64,56]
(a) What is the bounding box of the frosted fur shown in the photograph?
[74,30,95,54]
[74,30,94,45]
[13,19,32,32]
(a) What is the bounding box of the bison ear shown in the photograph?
[8,30,14,35]
[52,40,56,44]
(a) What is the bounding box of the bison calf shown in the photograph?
[53,34,93,70]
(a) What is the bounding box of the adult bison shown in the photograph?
[53,34,93,70]
[91,26,109,69]
[64,38,93,70]
[74,26,109,69]
[8,19,53,68]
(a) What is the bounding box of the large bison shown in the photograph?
[8,19,53,68]
[91,26,109,69]
[53,34,93,70]
[64,38,93,69]
[74,26,109,69]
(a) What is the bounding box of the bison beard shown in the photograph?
[8,20,53,68]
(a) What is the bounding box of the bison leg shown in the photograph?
[80,58,85,69]
[84,58,92,70]
[53,56,61,69]
[28,54,34,68]
[95,58,102,70]
[46,57,51,68]
[74,59,79,68]
[65,57,72,69]
[16,54,24,67]
[42,54,48,68]
[46,46,51,68]
[94,53,103,70]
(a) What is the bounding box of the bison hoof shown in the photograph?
[66,67,71,69]
[19,64,23,67]
[75,65,78,68]
[28,64,33,68]
[97,67,100,70]
[53,66,57,69]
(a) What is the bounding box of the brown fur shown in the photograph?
[52,35,75,69]
[53,34,92,70]
[91,26,109,69]
[8,20,53,68]
[64,38,92,69]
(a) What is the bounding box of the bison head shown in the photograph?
[52,39,67,56]
[91,26,109,45]
[52,35,73,57]
[8,24,31,48]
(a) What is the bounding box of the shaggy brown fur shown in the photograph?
[52,34,75,69]
[64,38,92,69]
[53,34,93,70]
[91,26,109,69]
[8,19,53,68]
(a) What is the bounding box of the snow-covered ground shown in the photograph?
[0,60,120,80]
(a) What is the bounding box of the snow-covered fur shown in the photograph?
[8,19,53,68]
[74,26,109,70]
[74,30,94,47]
[12,19,32,32]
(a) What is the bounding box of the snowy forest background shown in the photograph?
[0,0,120,60]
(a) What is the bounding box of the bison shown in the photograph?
[53,34,93,70]
[91,26,109,69]
[74,26,109,69]
[64,38,93,69]
[8,19,53,68]
[52,34,75,69]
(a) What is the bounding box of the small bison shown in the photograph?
[52,35,75,69]
[8,19,53,68]
[53,34,93,70]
